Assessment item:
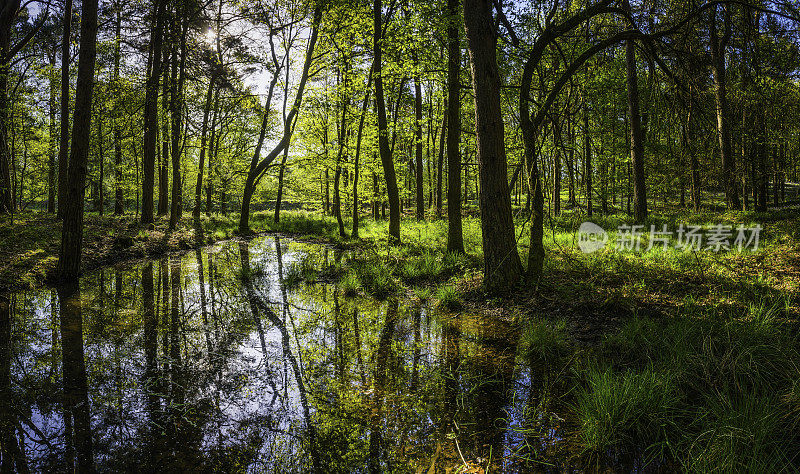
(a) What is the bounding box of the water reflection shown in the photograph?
[0,236,547,472]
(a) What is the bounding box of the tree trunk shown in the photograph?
[48,51,57,213]
[239,7,320,233]
[58,0,98,280]
[158,46,170,216]
[436,99,446,218]
[446,0,463,253]
[552,119,561,216]
[169,17,188,230]
[193,79,216,219]
[414,73,424,220]
[142,0,166,224]
[710,5,740,210]
[206,90,219,216]
[584,106,592,217]
[113,8,124,215]
[352,70,373,238]
[625,33,647,222]
[96,102,104,215]
[464,0,521,292]
[56,0,73,218]
[373,0,401,241]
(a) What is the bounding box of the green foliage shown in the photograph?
[435,285,460,310]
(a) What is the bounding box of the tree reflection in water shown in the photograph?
[0,236,538,472]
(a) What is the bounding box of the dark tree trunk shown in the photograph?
[142,0,166,224]
[113,8,124,215]
[436,99,446,218]
[96,103,104,215]
[464,0,521,292]
[206,91,219,216]
[552,119,561,216]
[239,8,320,233]
[169,17,188,230]
[373,0,401,241]
[414,73,424,220]
[584,106,592,217]
[446,0,463,253]
[56,0,73,218]
[333,62,348,238]
[48,51,57,213]
[194,79,216,219]
[352,70,372,238]
[158,46,170,216]
[58,0,98,279]
[710,5,740,210]
[567,119,576,207]
[625,33,647,222]
[274,148,288,223]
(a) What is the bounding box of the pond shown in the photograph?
[0,236,569,473]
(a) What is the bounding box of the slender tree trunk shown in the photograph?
[169,16,188,230]
[584,106,592,217]
[48,51,57,213]
[446,0,463,253]
[352,70,372,238]
[567,119,575,207]
[625,32,647,222]
[710,5,740,210]
[142,0,166,224]
[436,99,446,218]
[193,79,216,219]
[58,0,98,280]
[373,0,401,241]
[53,0,74,218]
[239,8,320,233]
[113,8,124,215]
[464,0,521,292]
[552,119,561,216]
[688,91,700,211]
[158,45,170,216]
[414,73,424,220]
[96,102,104,215]
[206,91,219,216]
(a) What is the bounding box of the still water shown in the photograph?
[0,236,565,472]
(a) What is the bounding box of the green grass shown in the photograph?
[574,365,680,462]
[435,285,461,310]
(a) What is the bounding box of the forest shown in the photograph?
[1,0,800,471]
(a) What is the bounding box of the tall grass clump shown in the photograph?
[340,269,360,297]
[284,255,317,288]
[435,285,461,310]
[353,259,395,299]
[519,318,571,367]
[575,365,680,463]
[399,251,443,281]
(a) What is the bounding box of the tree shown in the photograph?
[625,1,647,223]
[0,0,48,215]
[141,0,166,224]
[446,0,463,254]
[373,0,400,242]
[463,0,522,293]
[709,3,740,210]
[57,0,99,279]
[239,4,321,233]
